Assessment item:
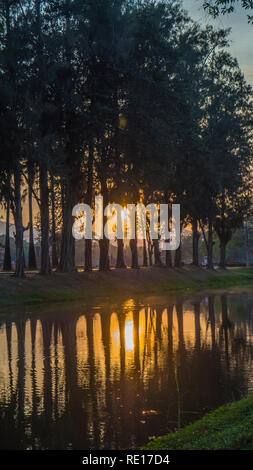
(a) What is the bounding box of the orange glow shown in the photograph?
[125,319,134,352]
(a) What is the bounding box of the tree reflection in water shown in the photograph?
[0,293,253,449]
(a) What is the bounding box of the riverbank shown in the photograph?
[142,395,253,450]
[0,266,253,310]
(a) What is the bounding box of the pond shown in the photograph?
[0,292,253,449]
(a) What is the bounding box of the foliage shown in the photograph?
[203,0,253,23]
[143,394,253,449]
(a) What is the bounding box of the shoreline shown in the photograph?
[142,395,253,450]
[0,266,253,312]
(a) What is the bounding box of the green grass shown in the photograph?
[174,270,253,292]
[0,266,253,310]
[142,395,253,450]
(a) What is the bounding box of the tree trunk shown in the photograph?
[50,174,58,269]
[130,237,139,269]
[153,239,163,266]
[58,183,76,272]
[174,244,182,268]
[147,229,153,266]
[3,198,11,271]
[28,165,37,269]
[99,239,110,271]
[13,167,25,277]
[219,239,226,269]
[148,241,153,266]
[165,245,173,268]
[174,223,182,268]
[207,220,214,269]
[99,182,110,271]
[99,231,110,272]
[143,239,148,267]
[192,218,200,266]
[58,159,81,273]
[116,238,126,268]
[58,181,65,270]
[85,140,94,272]
[85,239,92,271]
[40,164,51,275]
[59,201,75,272]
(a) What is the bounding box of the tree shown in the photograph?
[201,48,253,268]
[0,0,28,277]
[27,161,37,269]
[203,0,253,23]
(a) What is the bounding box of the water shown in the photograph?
[0,292,253,450]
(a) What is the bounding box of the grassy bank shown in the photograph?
[142,395,253,450]
[0,266,253,309]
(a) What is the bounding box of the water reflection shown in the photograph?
[0,293,253,449]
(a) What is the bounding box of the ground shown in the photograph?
[142,395,253,450]
[0,266,253,312]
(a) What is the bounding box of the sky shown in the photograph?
[182,0,253,84]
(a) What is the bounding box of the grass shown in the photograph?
[142,395,253,450]
[0,266,253,310]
